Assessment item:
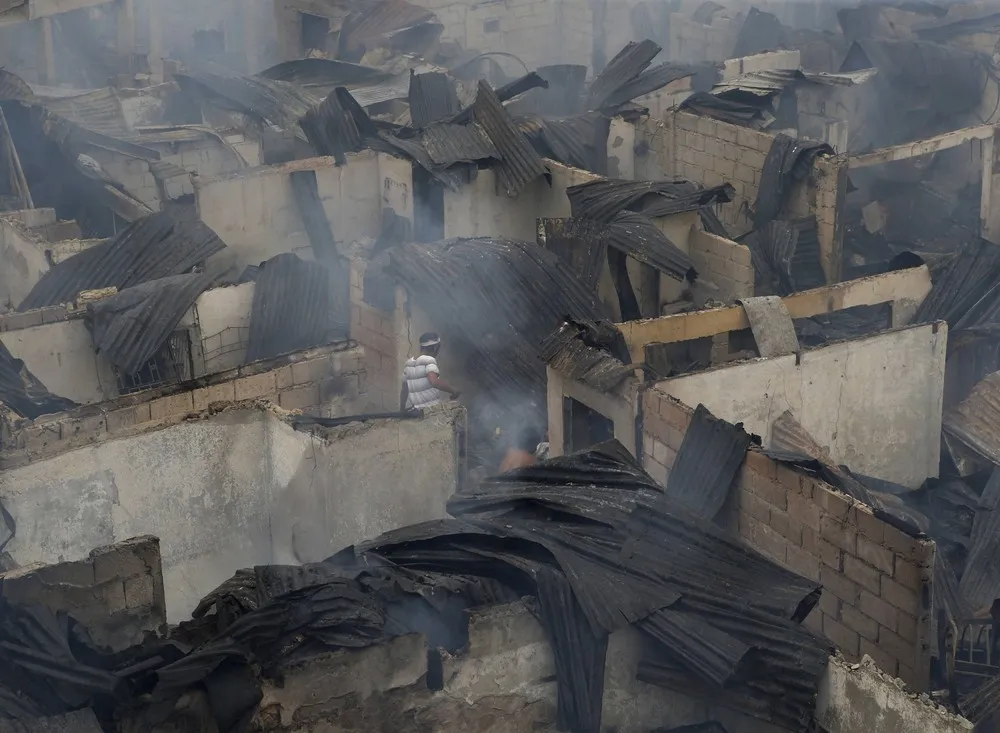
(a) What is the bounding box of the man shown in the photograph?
[499,428,542,473]
[401,332,460,411]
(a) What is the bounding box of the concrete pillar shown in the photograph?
[39,17,55,86]
[148,0,163,81]
[116,0,135,57]
[980,129,1000,244]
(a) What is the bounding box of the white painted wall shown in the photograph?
[1,319,116,404]
[0,407,460,620]
[194,282,255,374]
[658,323,947,487]
[196,151,406,271]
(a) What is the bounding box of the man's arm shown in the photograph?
[400,381,409,411]
[427,372,460,398]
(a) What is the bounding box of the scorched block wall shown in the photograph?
[641,388,935,691]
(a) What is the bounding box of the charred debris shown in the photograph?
[0,438,831,733]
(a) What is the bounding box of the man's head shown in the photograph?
[419,332,441,357]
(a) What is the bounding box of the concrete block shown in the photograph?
[880,576,919,613]
[234,372,277,400]
[292,356,332,385]
[192,382,237,410]
[275,364,294,390]
[0,310,43,331]
[279,384,320,412]
[97,580,128,614]
[149,392,195,421]
[124,573,155,609]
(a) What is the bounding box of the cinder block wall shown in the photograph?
[350,258,399,411]
[637,112,844,281]
[0,344,367,467]
[689,229,753,301]
[640,388,934,691]
[0,535,166,652]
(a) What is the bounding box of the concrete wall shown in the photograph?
[196,152,411,270]
[244,599,785,733]
[658,323,947,488]
[0,214,51,310]
[0,316,117,405]
[0,404,462,621]
[817,656,972,733]
[0,342,367,466]
[0,535,166,652]
[689,228,753,301]
[194,281,255,374]
[157,600,964,733]
[635,111,846,282]
[91,135,253,211]
[640,389,935,691]
[442,161,601,241]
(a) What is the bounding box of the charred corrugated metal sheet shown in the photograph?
[0,341,77,420]
[601,62,700,108]
[914,240,1000,329]
[348,74,411,107]
[290,169,338,261]
[337,0,439,60]
[534,64,587,116]
[408,71,460,128]
[41,88,129,138]
[86,273,214,375]
[944,371,1000,466]
[961,673,1000,731]
[471,80,546,197]
[537,217,607,291]
[753,135,833,229]
[19,211,226,311]
[300,87,368,165]
[679,91,771,128]
[517,112,610,174]
[567,177,734,222]
[420,122,498,166]
[606,211,694,281]
[540,318,633,391]
[244,253,346,365]
[740,218,823,296]
[257,58,387,87]
[176,72,320,135]
[958,468,1000,610]
[0,68,33,102]
[389,237,608,405]
[450,72,549,125]
[588,39,661,110]
[660,404,750,521]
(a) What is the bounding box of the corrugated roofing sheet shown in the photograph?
[176,72,321,135]
[256,58,387,87]
[540,318,633,391]
[40,88,129,137]
[601,62,700,108]
[19,211,226,311]
[567,177,734,222]
[86,273,214,375]
[471,80,546,197]
[347,74,411,107]
[517,112,611,174]
[588,39,661,109]
[958,467,1000,610]
[245,253,346,364]
[660,403,750,521]
[420,121,498,166]
[944,371,1000,466]
[605,211,694,281]
[537,217,608,291]
[408,71,460,128]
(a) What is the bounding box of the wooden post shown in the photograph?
[0,106,34,210]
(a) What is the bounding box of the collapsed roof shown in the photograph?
[19,211,226,311]
[389,237,608,406]
[0,438,829,732]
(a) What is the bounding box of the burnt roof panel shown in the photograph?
[588,39,662,110]
[86,273,214,375]
[471,80,546,197]
[420,122,498,166]
[566,177,734,222]
[0,341,77,420]
[408,71,460,128]
[19,211,226,311]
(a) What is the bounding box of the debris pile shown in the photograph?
[0,437,830,733]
